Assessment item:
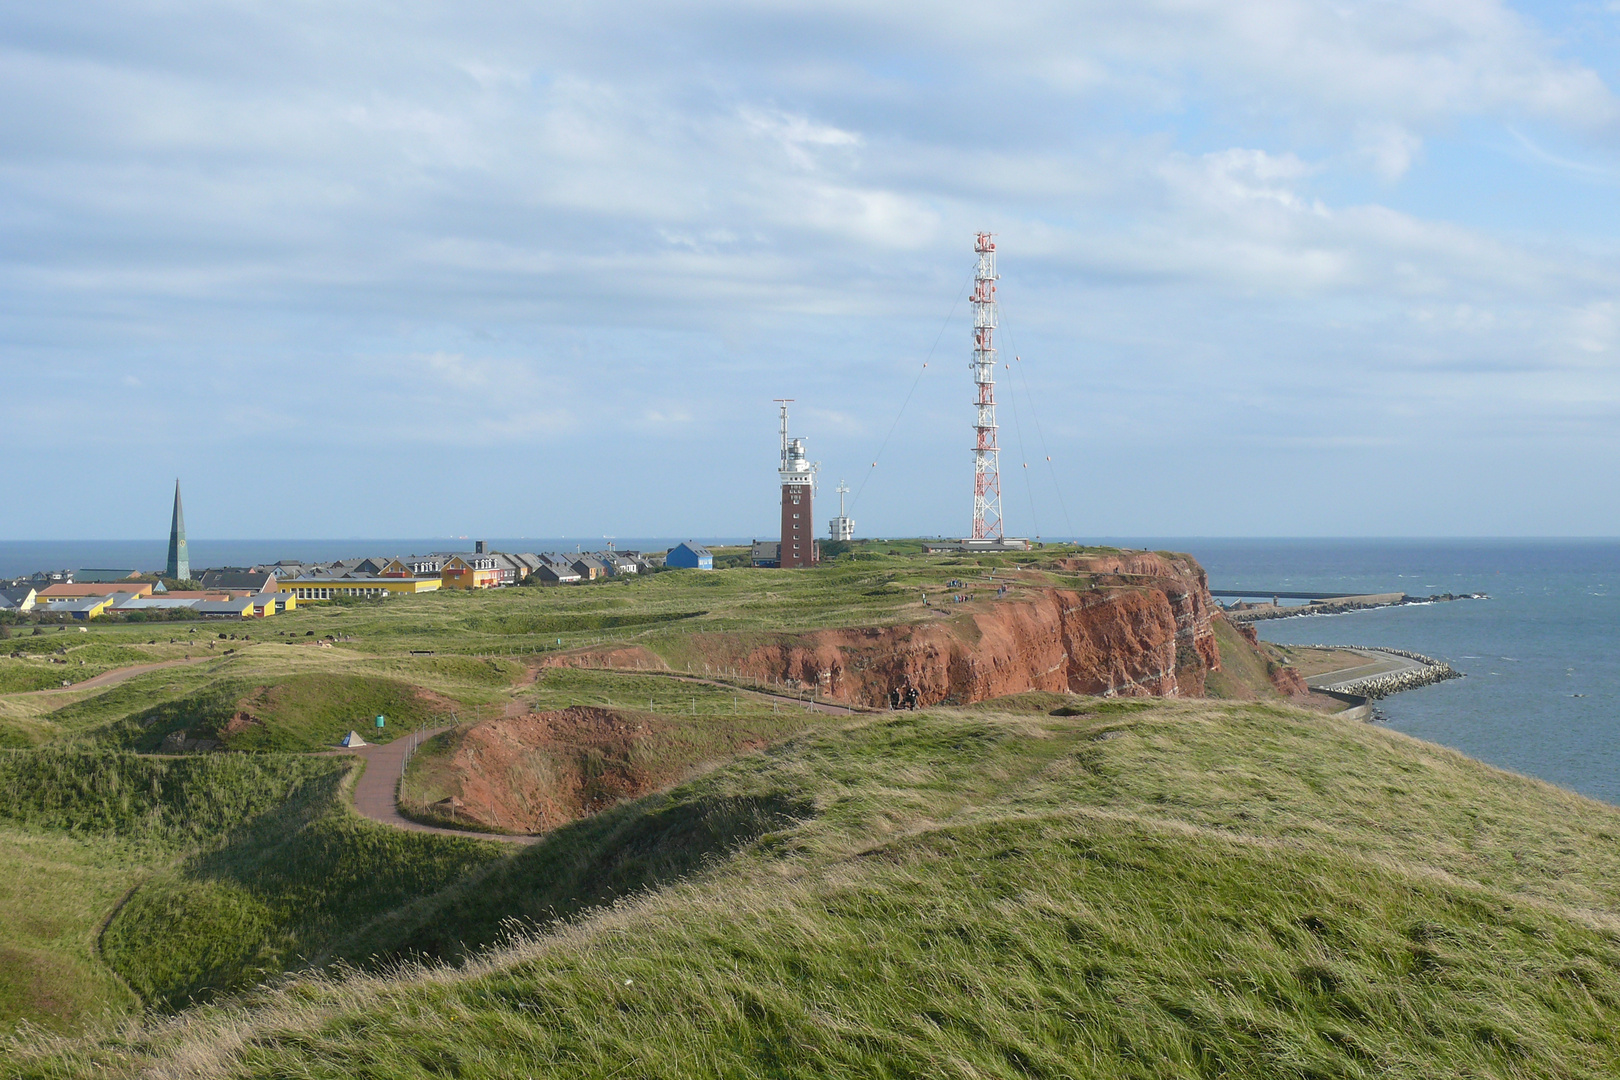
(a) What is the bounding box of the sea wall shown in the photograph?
[1305,645,1464,699]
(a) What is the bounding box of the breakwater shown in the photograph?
[1226,592,1485,623]
[1307,645,1464,699]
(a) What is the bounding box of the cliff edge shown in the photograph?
[691,550,1238,707]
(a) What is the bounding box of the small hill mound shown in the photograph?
[111,673,457,753]
[401,703,809,834]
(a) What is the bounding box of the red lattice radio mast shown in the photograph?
[970,233,1004,539]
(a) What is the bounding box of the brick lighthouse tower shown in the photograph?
[776,400,819,568]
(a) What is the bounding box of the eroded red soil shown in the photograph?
[420,706,675,834]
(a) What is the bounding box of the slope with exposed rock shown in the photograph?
[669,551,1237,707]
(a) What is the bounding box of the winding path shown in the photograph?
[340,670,862,844]
[14,656,211,695]
[340,727,537,845]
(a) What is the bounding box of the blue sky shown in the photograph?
[4,0,1619,540]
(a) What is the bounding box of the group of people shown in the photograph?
[888,685,920,710]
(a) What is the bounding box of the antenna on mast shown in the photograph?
[829,480,854,541]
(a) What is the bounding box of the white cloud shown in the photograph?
[1354,122,1424,181]
[1569,301,1620,355]
[1168,148,1324,213]
[740,107,862,169]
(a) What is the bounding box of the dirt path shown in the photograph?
[558,665,871,716]
[13,656,211,696]
[340,727,537,845]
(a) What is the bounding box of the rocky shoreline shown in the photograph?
[1306,644,1464,700]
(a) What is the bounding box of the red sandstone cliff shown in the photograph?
[694,551,1223,708]
[541,550,1305,709]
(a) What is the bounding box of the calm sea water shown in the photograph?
[5,536,1616,803]
[1113,539,1620,806]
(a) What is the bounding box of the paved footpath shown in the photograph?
[340,672,861,844]
[340,727,537,845]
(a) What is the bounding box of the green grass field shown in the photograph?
[0,828,145,1032]
[0,749,508,1022]
[14,698,1620,1077]
[0,541,1132,753]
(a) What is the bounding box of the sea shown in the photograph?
[1111,538,1620,806]
[4,537,1617,805]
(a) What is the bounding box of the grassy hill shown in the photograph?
[0,750,507,1027]
[13,697,1620,1077]
[0,751,347,1032]
[8,543,1616,1076]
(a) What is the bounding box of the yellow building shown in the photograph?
[196,598,257,618]
[41,594,119,620]
[440,554,501,590]
[248,593,297,616]
[281,575,441,602]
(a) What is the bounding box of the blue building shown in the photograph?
[665,542,713,570]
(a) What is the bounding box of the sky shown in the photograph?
[4,1,1619,541]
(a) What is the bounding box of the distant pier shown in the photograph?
[1211,589,1385,600]
[1218,591,1485,623]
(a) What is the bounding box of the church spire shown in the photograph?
[165,479,189,580]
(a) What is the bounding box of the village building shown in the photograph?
[750,541,781,568]
[441,553,501,589]
[536,562,582,585]
[38,582,155,601]
[198,569,278,593]
[599,553,638,576]
[40,595,119,620]
[279,568,441,601]
[75,568,141,583]
[570,554,610,581]
[194,597,257,618]
[665,542,713,570]
[0,585,37,612]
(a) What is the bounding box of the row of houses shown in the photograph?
[260,542,668,599]
[0,577,297,620]
[1,541,718,620]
